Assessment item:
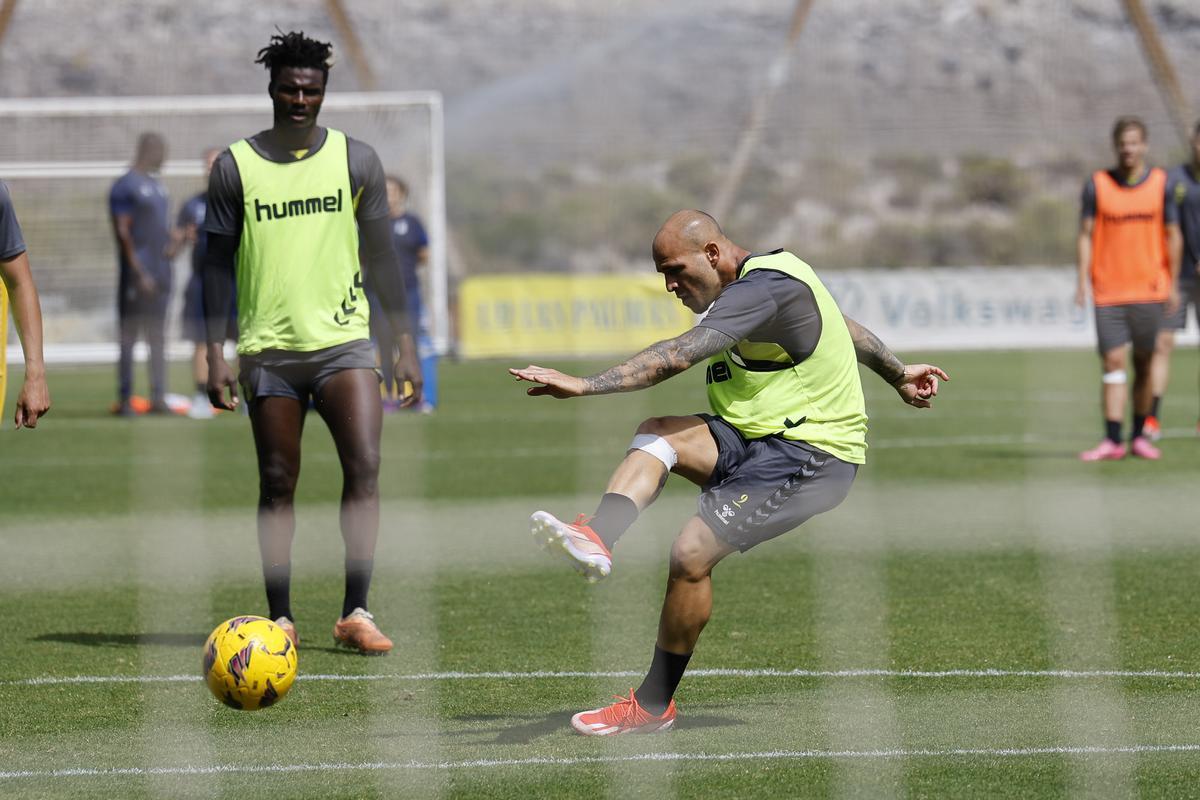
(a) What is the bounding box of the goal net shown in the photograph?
[0,92,447,362]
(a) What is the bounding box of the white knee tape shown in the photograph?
[1102,370,1127,385]
[630,433,678,470]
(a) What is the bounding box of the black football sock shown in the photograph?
[634,645,692,716]
[342,558,374,618]
[1132,415,1147,440]
[1105,420,1122,444]
[195,381,206,394]
[1151,396,1162,418]
[590,493,639,551]
[263,562,293,622]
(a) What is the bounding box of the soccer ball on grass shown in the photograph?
[202,616,297,710]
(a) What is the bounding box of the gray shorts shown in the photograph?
[239,339,379,406]
[1094,303,1163,354]
[1162,284,1200,330]
[696,414,858,552]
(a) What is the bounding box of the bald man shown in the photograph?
[511,210,948,735]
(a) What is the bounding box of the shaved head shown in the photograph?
[653,209,725,260]
[651,209,748,313]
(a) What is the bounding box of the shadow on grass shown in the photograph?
[444,710,742,744]
[445,711,575,744]
[296,644,389,657]
[33,632,207,648]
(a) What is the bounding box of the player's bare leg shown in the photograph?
[1082,345,1130,461]
[1102,344,1128,428]
[1130,346,1161,459]
[607,415,719,506]
[1146,328,1174,439]
[314,368,393,653]
[1133,347,1155,417]
[249,395,306,640]
[656,515,736,654]
[315,369,382,564]
[571,516,734,735]
[532,415,719,580]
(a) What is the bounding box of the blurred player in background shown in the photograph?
[203,31,421,653]
[109,132,173,416]
[1157,120,1200,437]
[512,210,947,735]
[365,175,437,413]
[170,147,233,419]
[1075,116,1181,461]
[0,180,50,428]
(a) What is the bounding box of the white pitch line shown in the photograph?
[3,743,1200,780]
[12,427,1173,469]
[5,666,1200,687]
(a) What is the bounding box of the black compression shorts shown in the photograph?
[238,339,379,406]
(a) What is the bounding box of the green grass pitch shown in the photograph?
[3,350,1200,798]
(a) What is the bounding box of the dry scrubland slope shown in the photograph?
[5,1,1200,274]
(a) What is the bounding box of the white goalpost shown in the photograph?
[0,92,448,362]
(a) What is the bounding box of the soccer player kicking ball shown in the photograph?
[511,210,947,735]
[203,31,421,653]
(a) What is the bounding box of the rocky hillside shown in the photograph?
[4,0,1200,272]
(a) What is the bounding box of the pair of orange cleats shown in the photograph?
[531,510,679,736]
[272,608,393,655]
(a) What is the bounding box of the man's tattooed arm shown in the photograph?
[843,315,906,385]
[582,326,735,395]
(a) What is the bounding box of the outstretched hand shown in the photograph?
[892,364,949,408]
[509,365,587,399]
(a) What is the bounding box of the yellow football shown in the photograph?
[202,616,297,710]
